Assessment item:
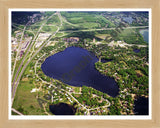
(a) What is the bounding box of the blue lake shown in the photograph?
[41,46,119,97]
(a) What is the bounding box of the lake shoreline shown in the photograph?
[139,29,149,43]
[41,46,119,97]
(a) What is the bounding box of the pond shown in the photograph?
[133,49,140,53]
[41,46,119,97]
[139,29,149,43]
[101,58,113,63]
[133,96,149,115]
[49,103,76,115]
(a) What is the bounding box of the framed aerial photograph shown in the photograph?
[0,0,160,128]
[9,8,151,120]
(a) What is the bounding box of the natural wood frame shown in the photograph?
[0,0,160,128]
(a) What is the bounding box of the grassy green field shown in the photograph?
[95,34,110,40]
[115,28,146,44]
[78,22,100,29]
[46,15,60,25]
[61,12,115,30]
[40,26,58,32]
[68,17,84,24]
[12,80,46,115]
[118,28,136,38]
[26,26,39,34]
[55,32,64,37]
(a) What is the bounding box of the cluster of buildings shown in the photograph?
[19,37,32,58]
[35,33,51,48]
[103,12,148,26]
[11,31,22,52]
[83,109,106,115]
[108,40,128,48]
[11,37,18,52]
[65,93,73,103]
[122,17,134,24]
[11,31,32,59]
[27,13,42,25]
[63,37,79,43]
[21,37,32,50]
[66,87,74,93]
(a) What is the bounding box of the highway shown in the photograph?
[59,26,149,33]
[12,13,56,93]
[11,26,26,81]
[11,12,63,106]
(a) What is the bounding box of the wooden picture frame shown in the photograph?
[0,0,160,127]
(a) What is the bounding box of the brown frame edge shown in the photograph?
[0,0,160,128]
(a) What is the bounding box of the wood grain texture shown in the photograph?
[0,0,160,128]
